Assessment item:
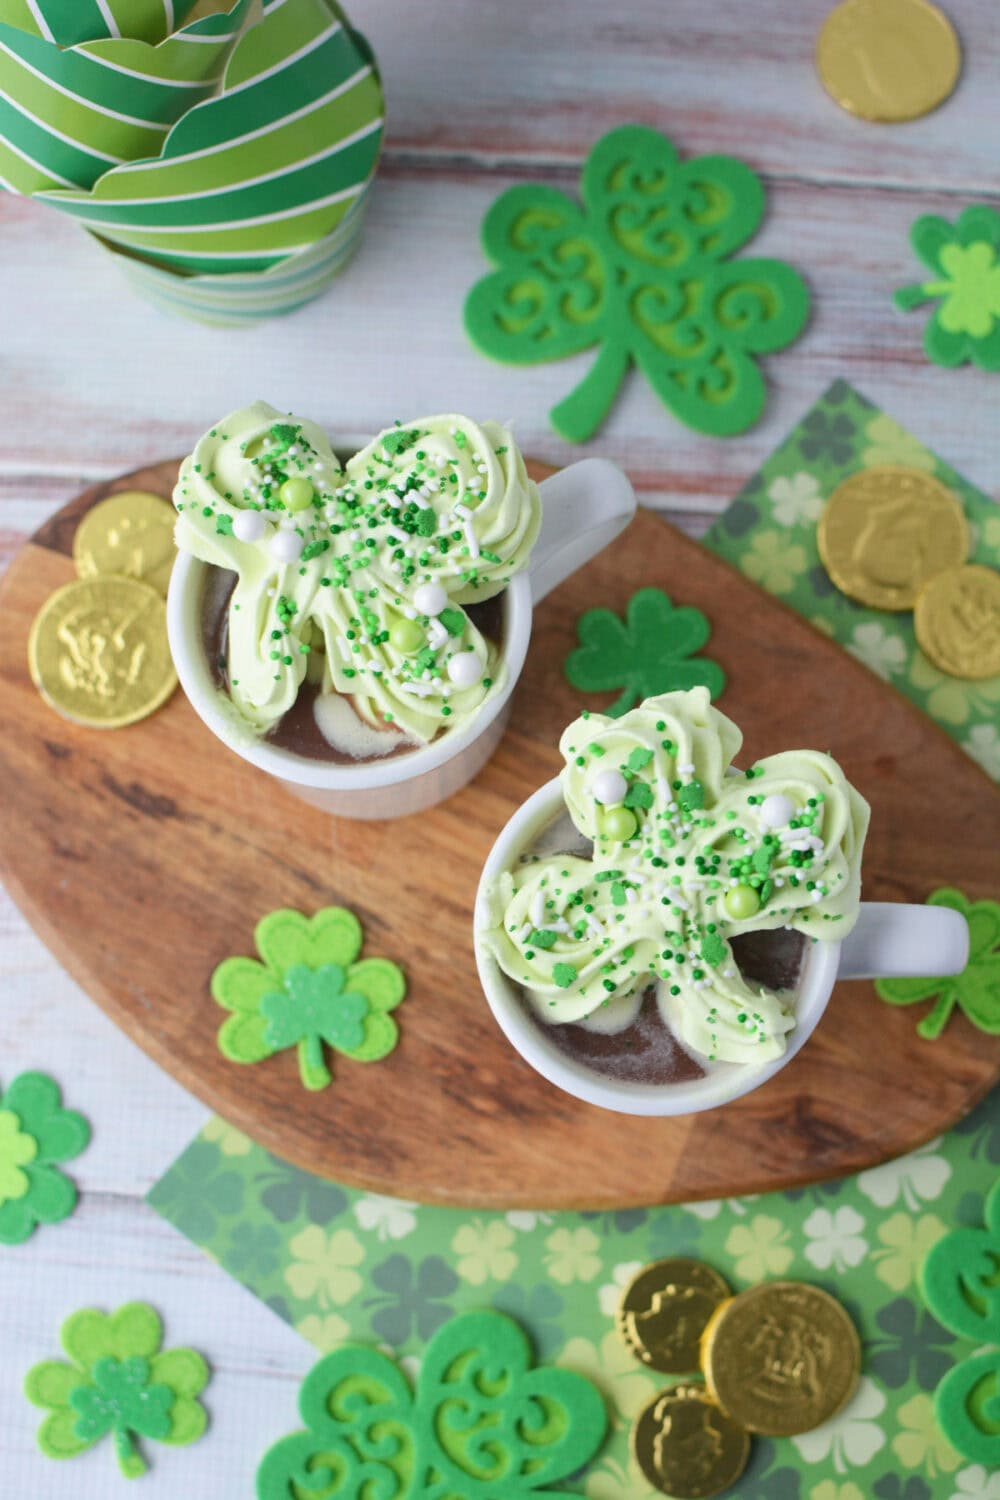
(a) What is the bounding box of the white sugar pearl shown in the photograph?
[233,510,267,543]
[760,793,796,829]
[591,769,628,806]
[446,651,481,688]
[269,530,304,564]
[414,582,447,616]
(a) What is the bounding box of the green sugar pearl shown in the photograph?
[724,883,761,920]
[601,807,638,843]
[389,618,426,654]
[279,476,315,512]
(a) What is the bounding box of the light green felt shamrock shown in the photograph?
[256,1308,607,1500]
[564,587,725,717]
[465,124,809,441]
[921,1179,1000,1343]
[875,887,999,1039]
[895,206,1000,370]
[212,907,406,1091]
[24,1302,209,1479]
[0,1071,90,1245]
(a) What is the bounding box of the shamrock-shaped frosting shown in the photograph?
[480,688,869,1066]
[174,403,540,743]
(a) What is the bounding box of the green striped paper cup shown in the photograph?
[93,181,371,325]
[29,0,385,276]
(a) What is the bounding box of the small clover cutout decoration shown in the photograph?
[564,587,726,717]
[212,906,406,1091]
[465,124,810,441]
[895,207,1000,370]
[875,887,998,1039]
[256,1308,607,1500]
[24,1301,209,1479]
[0,1071,90,1245]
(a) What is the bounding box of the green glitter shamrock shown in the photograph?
[212,906,406,1091]
[0,1071,90,1244]
[875,887,999,1039]
[895,207,1000,370]
[24,1301,209,1479]
[564,587,725,717]
[255,1309,606,1500]
[465,124,809,441]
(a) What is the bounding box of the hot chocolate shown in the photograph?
[478,688,870,1086]
[173,403,541,762]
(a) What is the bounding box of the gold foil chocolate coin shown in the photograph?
[28,577,177,729]
[632,1383,750,1499]
[818,465,968,610]
[817,0,961,122]
[618,1258,731,1374]
[702,1281,861,1437]
[73,490,177,596]
[914,564,1000,680]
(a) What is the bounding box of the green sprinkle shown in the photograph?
[553,963,577,989]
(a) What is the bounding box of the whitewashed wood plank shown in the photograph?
[1,175,998,506]
[365,0,1000,192]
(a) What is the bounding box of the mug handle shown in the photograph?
[530,458,638,605]
[838,902,969,981]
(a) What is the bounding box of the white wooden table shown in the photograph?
[1,3,998,1492]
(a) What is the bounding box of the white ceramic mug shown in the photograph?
[474,777,971,1116]
[167,458,637,819]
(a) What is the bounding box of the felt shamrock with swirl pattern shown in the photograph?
[174,403,540,751]
[479,688,869,1066]
[465,124,810,440]
[256,1308,606,1499]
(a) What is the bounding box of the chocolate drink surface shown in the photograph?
[200,565,504,764]
[516,809,806,1086]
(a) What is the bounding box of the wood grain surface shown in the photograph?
[1,458,997,1209]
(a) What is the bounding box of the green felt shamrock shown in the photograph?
[0,1071,90,1244]
[564,587,725,717]
[921,1179,1000,1344]
[465,124,809,441]
[875,887,998,1039]
[24,1302,209,1479]
[895,207,1000,370]
[934,1350,1000,1468]
[212,907,406,1091]
[256,1308,607,1499]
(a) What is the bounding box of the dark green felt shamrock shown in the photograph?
[564,587,725,717]
[24,1302,209,1479]
[875,888,999,1039]
[935,1350,1000,1467]
[256,1309,606,1499]
[465,124,809,441]
[895,206,1000,370]
[0,1071,90,1244]
[921,1179,1000,1344]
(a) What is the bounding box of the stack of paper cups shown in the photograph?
[0,0,385,322]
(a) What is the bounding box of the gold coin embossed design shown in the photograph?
[28,577,177,729]
[817,0,961,122]
[818,465,968,611]
[632,1383,750,1499]
[73,490,177,596]
[617,1258,731,1374]
[914,564,1000,680]
[702,1281,861,1436]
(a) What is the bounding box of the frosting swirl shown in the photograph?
[479,688,870,1067]
[173,403,541,743]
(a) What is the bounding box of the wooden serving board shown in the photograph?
[1,460,998,1209]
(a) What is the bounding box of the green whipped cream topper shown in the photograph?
[481,688,869,1066]
[173,404,541,745]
